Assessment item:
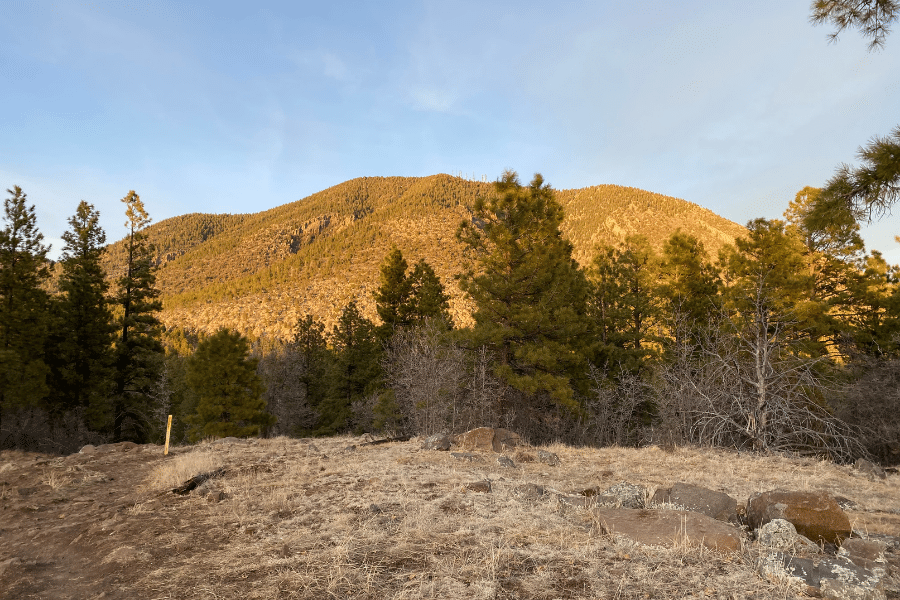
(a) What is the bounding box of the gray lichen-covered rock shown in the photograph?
[601,482,647,509]
[839,538,889,575]
[756,519,821,553]
[421,433,452,451]
[759,552,886,600]
[536,449,560,466]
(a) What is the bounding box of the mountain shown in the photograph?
[100,174,746,340]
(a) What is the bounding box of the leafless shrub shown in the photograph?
[0,407,108,454]
[256,342,316,437]
[575,366,652,447]
[655,312,866,463]
[382,320,468,436]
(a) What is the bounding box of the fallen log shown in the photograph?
[171,467,227,495]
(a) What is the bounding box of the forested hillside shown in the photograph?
[100,174,745,339]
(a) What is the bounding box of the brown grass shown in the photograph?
[119,436,898,599]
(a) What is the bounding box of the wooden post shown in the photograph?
[164,415,173,455]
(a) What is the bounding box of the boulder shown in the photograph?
[747,490,852,545]
[513,483,547,501]
[650,483,739,523]
[496,455,516,468]
[593,508,742,553]
[601,482,647,509]
[464,480,492,493]
[759,552,885,600]
[756,519,821,553]
[455,427,521,452]
[536,449,560,466]
[421,433,452,451]
[855,458,887,480]
[839,538,889,574]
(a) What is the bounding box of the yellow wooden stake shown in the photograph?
[164,415,173,455]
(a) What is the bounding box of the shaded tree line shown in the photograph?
[0,187,273,453]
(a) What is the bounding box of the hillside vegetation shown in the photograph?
[100,174,745,339]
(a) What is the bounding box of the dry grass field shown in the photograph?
[1,435,897,599]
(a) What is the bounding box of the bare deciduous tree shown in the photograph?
[655,310,865,463]
[383,320,468,436]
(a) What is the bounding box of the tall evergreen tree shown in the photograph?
[720,218,820,348]
[111,191,164,442]
[46,201,116,426]
[292,314,331,412]
[785,186,866,356]
[0,186,51,423]
[658,230,720,346]
[186,328,272,441]
[373,247,413,340]
[318,300,380,435]
[407,259,452,328]
[456,170,589,413]
[588,235,663,377]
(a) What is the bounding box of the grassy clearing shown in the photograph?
[128,436,897,599]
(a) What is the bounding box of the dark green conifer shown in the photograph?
[407,259,452,328]
[111,191,165,442]
[588,235,663,377]
[456,170,589,413]
[292,314,331,412]
[318,301,380,435]
[0,186,51,422]
[373,247,413,339]
[47,201,116,426]
[658,231,720,346]
[186,328,273,441]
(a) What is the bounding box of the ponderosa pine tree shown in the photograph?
[46,201,116,426]
[373,247,413,340]
[784,186,866,356]
[0,186,51,425]
[657,231,721,347]
[588,235,663,377]
[186,328,273,441]
[457,170,589,414]
[407,258,452,328]
[111,191,164,442]
[809,2,900,221]
[292,314,331,414]
[318,301,380,435]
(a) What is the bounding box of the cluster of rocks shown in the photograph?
[421,427,898,600]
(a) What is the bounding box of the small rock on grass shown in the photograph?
[497,456,515,468]
[464,480,492,493]
[536,449,560,466]
[451,452,484,462]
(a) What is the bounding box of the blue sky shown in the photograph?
[2,0,899,262]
